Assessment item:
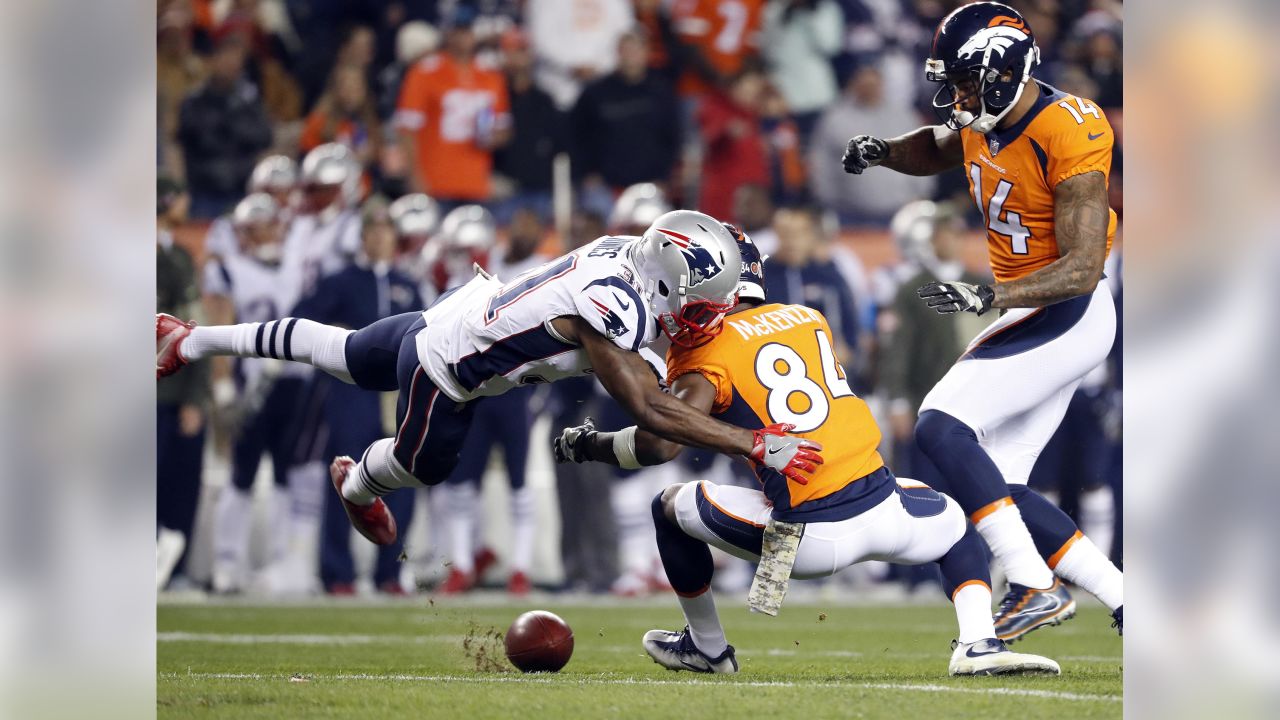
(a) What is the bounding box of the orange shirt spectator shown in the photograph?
[394,23,511,202]
[300,65,382,162]
[671,0,765,96]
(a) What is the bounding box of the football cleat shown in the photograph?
[642,627,738,674]
[507,571,531,595]
[439,568,475,594]
[473,546,499,581]
[994,578,1076,643]
[329,456,398,546]
[948,638,1061,676]
[156,313,195,379]
[1111,606,1123,636]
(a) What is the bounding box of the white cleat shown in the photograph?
[948,638,1061,676]
[642,627,739,674]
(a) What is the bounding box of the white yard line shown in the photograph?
[159,670,1120,703]
[159,633,1120,664]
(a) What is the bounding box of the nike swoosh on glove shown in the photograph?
[842,135,888,175]
[748,423,824,483]
[917,281,995,316]
[553,417,597,464]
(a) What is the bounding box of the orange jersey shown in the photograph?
[666,303,886,517]
[394,54,510,201]
[671,0,764,96]
[960,83,1117,283]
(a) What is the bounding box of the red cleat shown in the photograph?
[440,568,474,594]
[327,582,357,597]
[330,456,397,546]
[507,571,531,595]
[473,546,498,581]
[378,580,409,597]
[156,313,195,379]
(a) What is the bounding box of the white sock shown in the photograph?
[614,474,658,578]
[213,486,253,592]
[1079,487,1115,558]
[1052,533,1123,610]
[678,588,728,657]
[182,319,354,383]
[510,486,536,573]
[974,502,1055,589]
[446,483,478,574]
[265,484,291,567]
[951,581,996,644]
[341,438,421,506]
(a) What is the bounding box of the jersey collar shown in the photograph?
[986,81,1062,156]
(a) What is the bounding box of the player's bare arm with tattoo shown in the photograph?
[989,171,1109,308]
[842,127,963,176]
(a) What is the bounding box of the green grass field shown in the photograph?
[158,596,1122,719]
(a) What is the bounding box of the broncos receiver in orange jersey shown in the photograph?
[841,2,1122,641]
[553,229,1059,677]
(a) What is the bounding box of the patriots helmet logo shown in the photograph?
[657,227,726,287]
[956,26,1028,61]
[590,298,628,339]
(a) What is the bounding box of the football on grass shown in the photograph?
[505,610,574,672]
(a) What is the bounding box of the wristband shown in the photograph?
[612,426,642,470]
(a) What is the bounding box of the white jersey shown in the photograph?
[204,252,306,383]
[416,235,658,402]
[284,209,361,296]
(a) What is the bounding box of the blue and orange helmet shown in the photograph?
[926,2,1040,134]
[722,223,766,304]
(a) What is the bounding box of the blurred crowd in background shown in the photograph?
[156,0,1123,598]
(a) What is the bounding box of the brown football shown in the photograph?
[504,610,574,673]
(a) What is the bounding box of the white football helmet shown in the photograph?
[439,205,497,251]
[389,193,440,239]
[232,193,283,263]
[610,183,671,233]
[631,210,741,348]
[891,200,940,268]
[300,143,362,221]
[248,155,297,195]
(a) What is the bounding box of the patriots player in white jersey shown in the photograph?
[201,193,307,592]
[159,210,824,547]
[205,154,299,261]
[285,143,363,296]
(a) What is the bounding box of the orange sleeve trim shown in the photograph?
[950,579,991,601]
[969,497,1014,524]
[700,482,765,529]
[1047,530,1083,570]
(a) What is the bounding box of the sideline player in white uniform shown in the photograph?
[159,210,823,548]
[201,193,306,593]
[205,155,299,261]
[554,230,1060,676]
[841,2,1123,639]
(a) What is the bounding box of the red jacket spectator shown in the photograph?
[697,70,769,220]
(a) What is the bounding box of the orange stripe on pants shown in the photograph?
[950,579,991,601]
[1047,530,1083,570]
[969,497,1014,524]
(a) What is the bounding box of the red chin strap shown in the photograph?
[660,296,736,349]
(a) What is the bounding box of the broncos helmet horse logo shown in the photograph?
[956,25,1028,61]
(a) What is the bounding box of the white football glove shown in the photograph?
[917,281,996,316]
[842,135,889,175]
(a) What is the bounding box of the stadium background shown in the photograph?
[155,0,1123,598]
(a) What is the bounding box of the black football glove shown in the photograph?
[553,417,598,464]
[917,281,996,316]
[842,135,889,174]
